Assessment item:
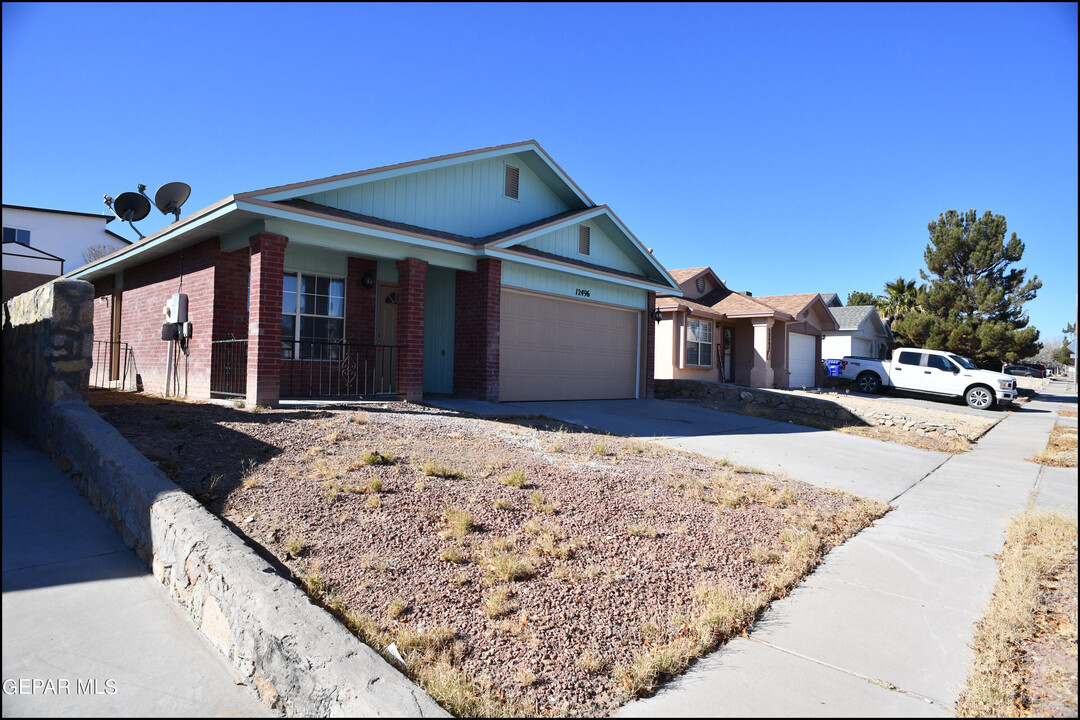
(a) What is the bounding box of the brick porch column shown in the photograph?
[645,291,656,399]
[396,258,428,402]
[246,232,288,407]
[453,258,501,401]
[346,257,378,345]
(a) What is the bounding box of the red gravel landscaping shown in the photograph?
[91,391,890,717]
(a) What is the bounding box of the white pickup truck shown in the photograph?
[839,348,1017,409]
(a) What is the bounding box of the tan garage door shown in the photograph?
[500,289,640,402]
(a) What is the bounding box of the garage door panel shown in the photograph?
[788,332,817,388]
[500,290,639,402]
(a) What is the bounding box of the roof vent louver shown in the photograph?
[579,225,591,255]
[504,164,519,199]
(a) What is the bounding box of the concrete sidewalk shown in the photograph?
[614,386,1076,716]
[1,427,269,718]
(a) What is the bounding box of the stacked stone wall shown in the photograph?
[2,279,94,446]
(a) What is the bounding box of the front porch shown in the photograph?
[211,231,501,407]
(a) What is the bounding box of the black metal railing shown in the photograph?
[90,340,136,391]
[281,340,400,398]
[210,338,248,398]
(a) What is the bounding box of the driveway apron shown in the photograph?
[508,387,1075,716]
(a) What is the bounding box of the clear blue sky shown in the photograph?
[4,3,1077,342]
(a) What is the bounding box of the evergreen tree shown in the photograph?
[846,290,877,306]
[892,209,1041,366]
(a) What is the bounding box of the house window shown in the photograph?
[3,227,31,246]
[579,225,591,255]
[281,272,345,360]
[686,318,713,366]
[504,164,520,199]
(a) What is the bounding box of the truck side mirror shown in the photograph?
[951,366,960,373]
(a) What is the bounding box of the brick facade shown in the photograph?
[396,258,427,403]
[246,233,288,407]
[453,258,501,401]
[345,257,378,345]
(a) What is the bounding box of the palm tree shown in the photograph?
[875,276,919,328]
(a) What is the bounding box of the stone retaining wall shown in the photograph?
[655,379,967,439]
[2,281,448,718]
[2,279,93,446]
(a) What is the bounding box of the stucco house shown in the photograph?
[68,141,682,406]
[2,204,129,302]
[654,267,837,389]
[821,305,893,360]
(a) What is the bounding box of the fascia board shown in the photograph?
[488,207,608,249]
[235,200,476,257]
[68,200,239,279]
[483,247,682,295]
[598,208,682,290]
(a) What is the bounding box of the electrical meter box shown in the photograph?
[164,293,188,323]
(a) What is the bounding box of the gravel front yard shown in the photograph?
[91,391,889,717]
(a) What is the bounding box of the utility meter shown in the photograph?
[164,293,188,323]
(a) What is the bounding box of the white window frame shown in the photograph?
[685,317,713,367]
[281,272,346,360]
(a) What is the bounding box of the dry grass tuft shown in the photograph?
[501,469,528,488]
[1028,425,1078,468]
[627,524,659,538]
[240,459,260,489]
[529,491,559,515]
[956,509,1078,717]
[423,460,466,479]
[483,586,518,618]
[442,506,473,539]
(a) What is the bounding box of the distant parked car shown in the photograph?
[1003,365,1042,378]
[1027,363,1048,378]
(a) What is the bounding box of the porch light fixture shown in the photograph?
[361,272,375,289]
[652,307,663,323]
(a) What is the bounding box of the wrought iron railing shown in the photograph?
[210,338,248,398]
[281,340,400,398]
[90,340,137,391]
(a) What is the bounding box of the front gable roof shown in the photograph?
[237,140,593,210]
[829,305,874,331]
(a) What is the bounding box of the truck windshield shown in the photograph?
[949,354,977,370]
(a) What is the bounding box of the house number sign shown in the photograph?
[574,288,591,298]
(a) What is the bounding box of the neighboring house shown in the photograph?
[2,204,130,302]
[820,292,842,308]
[68,141,683,405]
[655,267,837,389]
[822,305,893,360]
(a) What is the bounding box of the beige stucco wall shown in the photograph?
[655,314,721,382]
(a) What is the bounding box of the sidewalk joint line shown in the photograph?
[888,453,953,505]
[746,636,952,710]
[2,548,132,575]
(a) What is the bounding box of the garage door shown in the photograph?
[851,337,872,357]
[500,289,639,402]
[788,332,817,388]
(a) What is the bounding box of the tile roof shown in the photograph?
[828,305,874,331]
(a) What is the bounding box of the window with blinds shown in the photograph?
[504,164,519,199]
[579,225,591,255]
[686,318,713,366]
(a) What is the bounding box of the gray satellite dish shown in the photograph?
[154,182,191,222]
[113,192,151,222]
[112,191,151,239]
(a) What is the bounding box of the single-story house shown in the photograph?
[655,267,837,389]
[68,141,683,406]
[821,305,893,360]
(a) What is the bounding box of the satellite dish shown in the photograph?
[154,182,191,221]
[113,192,151,222]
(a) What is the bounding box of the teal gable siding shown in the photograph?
[423,266,455,393]
[299,154,569,239]
[520,220,643,275]
[501,261,648,310]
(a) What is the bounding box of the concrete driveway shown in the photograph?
[505,398,951,503]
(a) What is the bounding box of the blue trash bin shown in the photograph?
[825,360,842,377]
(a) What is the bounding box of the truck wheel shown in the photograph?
[856,372,882,394]
[965,385,994,410]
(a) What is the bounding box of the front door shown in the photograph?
[375,284,398,393]
[722,326,735,382]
